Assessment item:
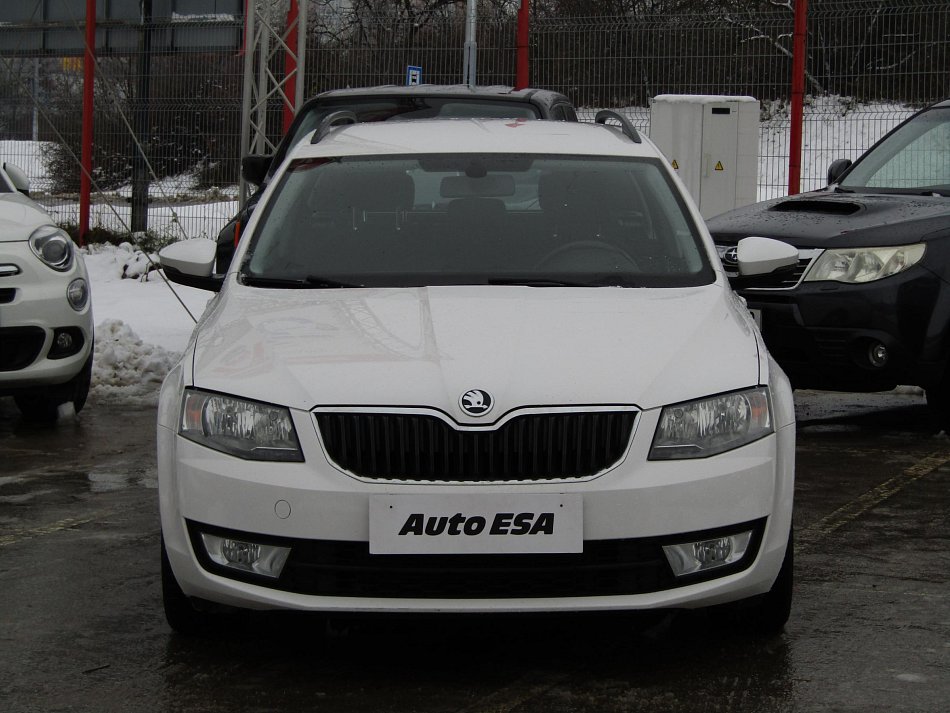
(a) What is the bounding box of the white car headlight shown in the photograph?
[649,387,773,460]
[29,225,75,271]
[180,389,303,462]
[803,244,925,284]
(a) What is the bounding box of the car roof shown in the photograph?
[312,84,572,109]
[287,118,655,161]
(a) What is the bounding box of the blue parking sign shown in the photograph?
[406,66,422,86]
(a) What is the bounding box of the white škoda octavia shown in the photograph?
[157,115,797,634]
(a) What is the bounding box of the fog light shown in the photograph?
[48,327,84,359]
[67,278,88,310]
[55,331,74,351]
[868,342,888,368]
[200,533,290,578]
[663,530,753,576]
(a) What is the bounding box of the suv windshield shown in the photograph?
[243,154,714,289]
[840,107,950,194]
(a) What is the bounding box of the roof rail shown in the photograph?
[312,110,359,144]
[594,110,642,144]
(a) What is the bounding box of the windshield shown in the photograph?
[243,154,714,289]
[840,107,950,194]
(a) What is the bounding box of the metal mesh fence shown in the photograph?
[0,1,947,241]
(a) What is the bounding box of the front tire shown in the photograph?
[161,535,211,636]
[14,354,93,422]
[743,527,794,634]
[926,381,950,432]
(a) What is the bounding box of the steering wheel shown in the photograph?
[536,240,640,272]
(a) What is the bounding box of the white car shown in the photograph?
[158,115,797,635]
[0,163,93,421]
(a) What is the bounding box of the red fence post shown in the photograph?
[79,0,96,246]
[515,0,529,90]
[788,0,808,195]
[283,0,298,135]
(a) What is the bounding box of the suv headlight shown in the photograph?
[180,389,303,462]
[29,225,75,271]
[804,244,925,284]
[649,387,772,460]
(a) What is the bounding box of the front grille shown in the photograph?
[0,327,45,371]
[187,519,765,599]
[315,410,637,481]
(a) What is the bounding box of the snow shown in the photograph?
[84,243,211,405]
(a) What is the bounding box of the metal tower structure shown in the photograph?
[240,0,308,206]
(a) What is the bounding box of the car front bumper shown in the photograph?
[0,243,93,392]
[158,406,795,614]
[741,266,950,391]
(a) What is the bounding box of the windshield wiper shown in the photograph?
[241,274,361,288]
[487,277,594,287]
[487,276,634,287]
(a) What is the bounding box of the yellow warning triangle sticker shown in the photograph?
[714,161,724,171]
[671,159,679,170]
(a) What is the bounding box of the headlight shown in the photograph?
[649,387,773,460]
[29,225,75,271]
[804,244,925,284]
[180,389,303,462]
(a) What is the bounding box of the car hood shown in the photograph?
[190,285,761,418]
[0,193,55,242]
[707,191,950,249]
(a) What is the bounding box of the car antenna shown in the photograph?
[312,110,359,143]
[594,110,642,144]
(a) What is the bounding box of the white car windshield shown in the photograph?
[242,154,714,288]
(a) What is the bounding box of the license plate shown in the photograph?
[369,493,583,555]
[750,308,762,329]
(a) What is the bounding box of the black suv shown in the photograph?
[707,100,950,423]
[216,85,578,272]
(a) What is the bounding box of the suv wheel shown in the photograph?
[926,380,950,432]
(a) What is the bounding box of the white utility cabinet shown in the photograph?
[649,95,759,218]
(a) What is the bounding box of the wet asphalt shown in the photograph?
[0,389,947,712]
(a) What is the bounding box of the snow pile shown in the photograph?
[90,319,179,405]
[113,241,160,280]
[79,243,209,406]
[84,244,208,355]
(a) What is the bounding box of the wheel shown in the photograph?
[161,535,210,636]
[926,381,950,432]
[535,239,640,272]
[14,354,93,423]
[741,527,794,635]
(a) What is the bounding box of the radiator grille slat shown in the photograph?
[315,410,636,481]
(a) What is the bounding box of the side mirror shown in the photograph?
[736,237,799,277]
[827,158,852,185]
[241,155,273,188]
[3,162,30,196]
[159,239,223,292]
